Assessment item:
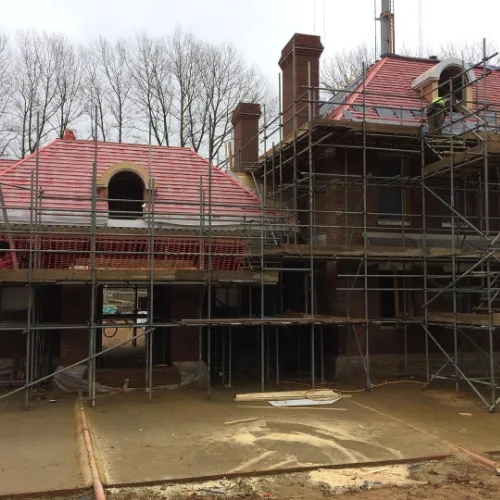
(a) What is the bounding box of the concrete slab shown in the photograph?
[87,385,453,485]
[351,382,500,452]
[0,392,89,497]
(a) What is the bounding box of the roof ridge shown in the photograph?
[188,148,262,203]
[54,138,194,151]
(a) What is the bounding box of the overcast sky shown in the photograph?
[1,0,498,84]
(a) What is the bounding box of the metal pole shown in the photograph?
[275,327,280,386]
[228,326,232,388]
[260,164,266,392]
[207,126,213,398]
[320,327,325,383]
[362,62,371,390]
[483,38,495,408]
[292,46,298,244]
[307,61,316,389]
[278,73,284,224]
[147,121,154,402]
[222,324,226,385]
[199,177,204,387]
[25,172,35,410]
[88,108,98,407]
[448,77,459,393]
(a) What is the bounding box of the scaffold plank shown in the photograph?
[0,268,278,283]
[251,244,494,261]
[179,315,363,327]
[425,142,500,177]
[426,311,500,327]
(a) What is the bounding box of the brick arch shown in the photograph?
[96,162,155,201]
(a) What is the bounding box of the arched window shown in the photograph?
[108,171,144,219]
[438,65,467,102]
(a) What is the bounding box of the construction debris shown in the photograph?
[235,389,340,403]
[269,397,342,407]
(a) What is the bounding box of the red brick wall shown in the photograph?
[232,103,261,172]
[60,285,91,365]
[315,149,378,246]
[169,286,200,362]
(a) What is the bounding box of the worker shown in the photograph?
[426,96,452,135]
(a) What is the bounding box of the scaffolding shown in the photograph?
[2,40,500,412]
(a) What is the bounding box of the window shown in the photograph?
[439,65,467,105]
[377,155,407,224]
[108,171,145,219]
[441,186,470,228]
[379,273,412,319]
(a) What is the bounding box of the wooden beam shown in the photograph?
[0,268,278,284]
[427,311,500,327]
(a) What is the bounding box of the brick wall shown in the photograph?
[315,149,378,246]
[169,286,201,362]
[60,285,91,365]
[279,34,323,138]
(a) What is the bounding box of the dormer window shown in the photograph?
[438,65,466,103]
[108,171,144,219]
[96,162,155,221]
[411,58,477,110]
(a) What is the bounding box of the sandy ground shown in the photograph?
[86,385,453,485]
[4,379,500,498]
[0,392,89,497]
[98,455,500,499]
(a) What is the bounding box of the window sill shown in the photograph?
[378,220,411,227]
[106,218,147,228]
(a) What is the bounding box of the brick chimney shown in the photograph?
[279,34,324,139]
[231,102,261,172]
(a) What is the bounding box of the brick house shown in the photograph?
[2,31,500,408]
[0,139,280,385]
[234,32,500,401]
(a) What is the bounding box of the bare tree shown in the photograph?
[6,29,274,164]
[93,36,133,142]
[11,31,65,157]
[127,32,173,145]
[82,47,109,141]
[321,43,372,95]
[51,37,85,138]
[165,28,203,147]
[439,41,499,65]
[0,32,15,157]
[197,41,271,164]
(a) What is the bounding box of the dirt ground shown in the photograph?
[5,379,500,499]
[94,455,498,499]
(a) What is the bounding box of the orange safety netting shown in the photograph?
[0,236,248,271]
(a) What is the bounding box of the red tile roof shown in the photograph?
[0,139,261,219]
[0,158,14,170]
[327,56,500,122]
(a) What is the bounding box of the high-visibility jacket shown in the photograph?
[431,97,447,108]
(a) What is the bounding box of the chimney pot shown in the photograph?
[63,129,76,140]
